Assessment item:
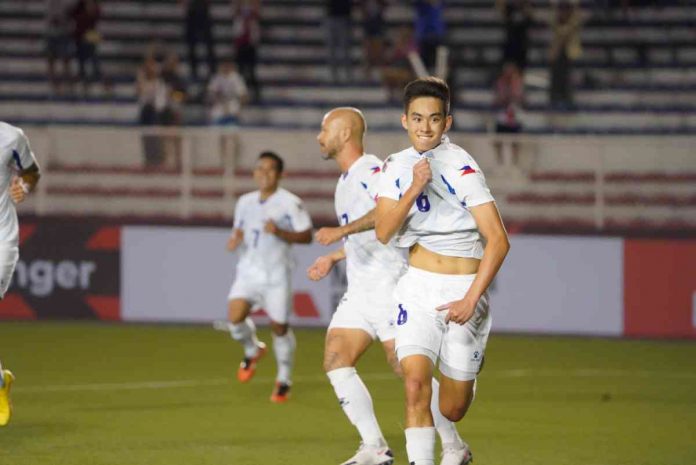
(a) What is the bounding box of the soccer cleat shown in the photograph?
[269,382,291,403]
[440,442,473,465]
[0,370,15,426]
[339,443,394,465]
[236,341,267,383]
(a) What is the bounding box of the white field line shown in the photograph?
[14,368,696,394]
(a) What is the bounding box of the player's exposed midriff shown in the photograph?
[408,243,480,275]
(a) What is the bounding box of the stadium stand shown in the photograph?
[1,0,695,233]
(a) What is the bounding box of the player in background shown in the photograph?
[308,108,472,465]
[0,122,42,426]
[374,78,510,465]
[224,151,312,403]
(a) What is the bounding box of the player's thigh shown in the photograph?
[0,246,18,298]
[262,281,292,325]
[438,375,476,422]
[380,339,401,377]
[400,354,434,404]
[227,298,252,323]
[323,327,373,372]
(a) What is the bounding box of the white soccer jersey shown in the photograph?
[376,136,495,259]
[0,122,38,246]
[335,154,406,288]
[233,187,312,277]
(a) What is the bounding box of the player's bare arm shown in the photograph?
[375,158,432,244]
[265,221,312,244]
[10,163,40,204]
[315,209,376,245]
[307,247,346,281]
[227,228,244,251]
[436,202,510,324]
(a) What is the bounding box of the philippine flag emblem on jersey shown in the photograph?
[371,166,381,175]
[460,165,476,176]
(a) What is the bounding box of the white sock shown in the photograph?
[327,367,386,448]
[229,318,260,358]
[431,378,464,447]
[272,329,296,385]
[405,426,436,465]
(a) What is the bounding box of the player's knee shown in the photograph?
[323,353,351,373]
[404,377,431,407]
[441,403,468,422]
[270,322,288,336]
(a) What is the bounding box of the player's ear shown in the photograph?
[444,114,453,133]
[401,113,408,130]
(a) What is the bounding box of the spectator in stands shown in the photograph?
[325,0,353,83]
[549,0,582,109]
[181,0,217,82]
[496,0,533,73]
[233,0,261,102]
[493,62,525,166]
[360,0,387,80]
[136,54,169,167]
[70,0,102,94]
[207,60,249,125]
[414,0,446,73]
[160,51,188,169]
[381,26,417,102]
[46,0,73,94]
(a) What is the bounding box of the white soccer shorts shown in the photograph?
[393,266,492,381]
[328,282,398,341]
[0,245,18,299]
[227,269,292,324]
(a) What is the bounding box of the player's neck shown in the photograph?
[259,187,278,200]
[337,147,364,173]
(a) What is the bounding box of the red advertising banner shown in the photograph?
[0,220,121,320]
[624,240,696,338]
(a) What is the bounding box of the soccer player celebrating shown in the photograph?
[309,108,473,465]
[0,121,42,426]
[374,78,510,465]
[224,151,312,403]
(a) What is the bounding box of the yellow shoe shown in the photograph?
[0,369,15,426]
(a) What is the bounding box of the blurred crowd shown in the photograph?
[43,0,663,141]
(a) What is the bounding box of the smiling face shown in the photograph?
[401,96,452,153]
[253,156,281,193]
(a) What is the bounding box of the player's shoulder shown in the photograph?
[381,146,418,173]
[276,187,304,205]
[237,191,258,205]
[356,153,384,176]
[0,122,26,147]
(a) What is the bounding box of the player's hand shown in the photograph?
[226,230,243,251]
[412,158,432,192]
[315,227,344,246]
[264,220,278,235]
[307,255,334,281]
[436,297,477,325]
[10,176,29,204]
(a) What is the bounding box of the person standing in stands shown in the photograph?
[70,0,102,95]
[326,0,353,83]
[46,0,73,94]
[549,0,582,109]
[496,0,533,73]
[233,0,261,102]
[181,0,217,81]
[414,0,446,73]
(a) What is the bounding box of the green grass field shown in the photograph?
[1,322,695,465]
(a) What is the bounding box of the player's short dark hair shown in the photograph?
[258,151,284,173]
[403,77,450,116]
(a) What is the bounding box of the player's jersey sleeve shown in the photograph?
[8,128,38,171]
[375,155,404,201]
[450,165,495,208]
[233,196,247,229]
[287,197,312,231]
